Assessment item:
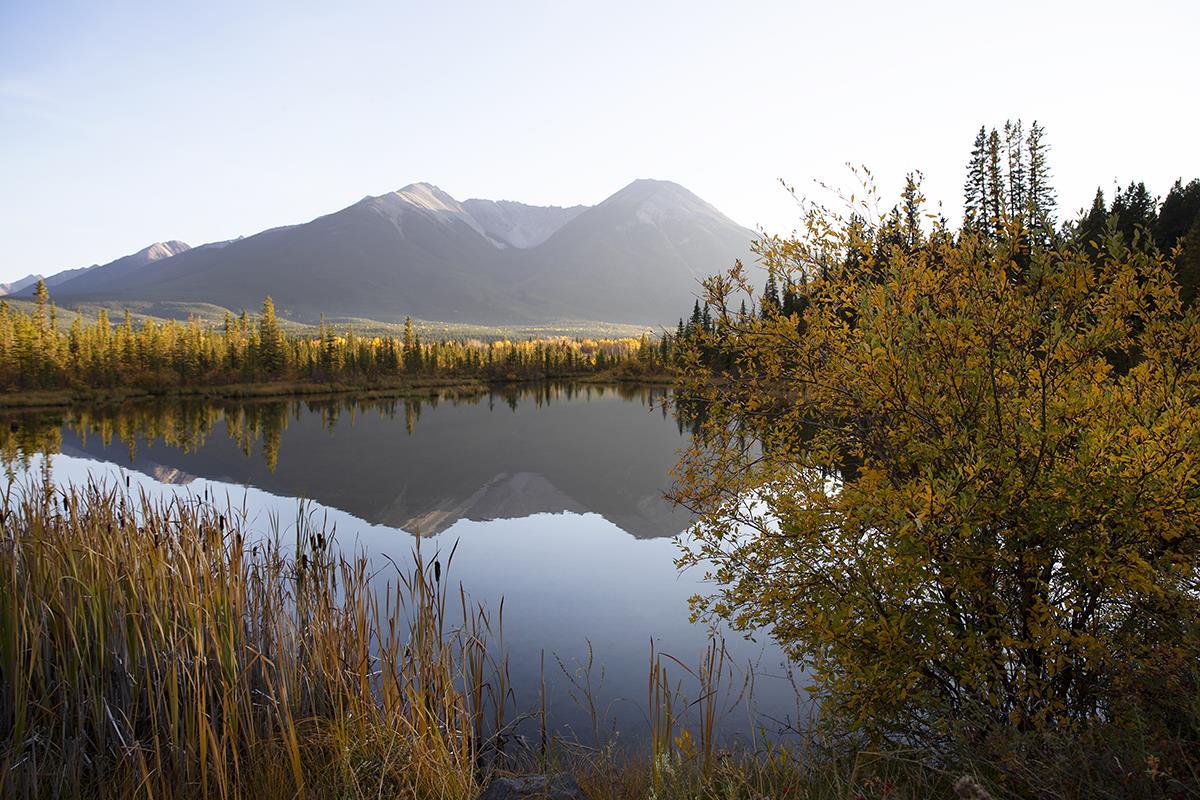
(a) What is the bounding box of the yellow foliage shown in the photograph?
[673,196,1200,744]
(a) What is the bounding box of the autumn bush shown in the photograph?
[672,185,1200,792]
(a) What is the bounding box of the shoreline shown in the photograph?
[0,370,676,411]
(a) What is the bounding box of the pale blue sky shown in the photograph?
[2,0,1197,281]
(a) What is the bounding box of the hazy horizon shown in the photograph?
[2,0,1198,282]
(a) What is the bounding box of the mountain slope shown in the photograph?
[74,186,515,321]
[40,180,755,325]
[0,274,43,296]
[12,241,191,298]
[461,199,586,248]
[512,180,756,322]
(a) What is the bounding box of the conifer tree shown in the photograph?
[1177,218,1200,307]
[900,172,924,250]
[1025,120,1057,234]
[1155,178,1200,253]
[1003,120,1026,222]
[1111,181,1158,245]
[963,126,988,231]
[1074,188,1108,255]
[403,316,418,371]
[258,296,283,376]
[33,280,49,338]
[689,299,703,334]
[985,128,1004,235]
[762,268,781,316]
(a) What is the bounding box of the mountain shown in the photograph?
[12,241,191,298]
[2,260,115,297]
[461,198,586,248]
[45,264,99,288]
[36,180,755,325]
[514,180,760,323]
[0,274,43,296]
[10,241,191,300]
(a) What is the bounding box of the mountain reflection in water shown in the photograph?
[6,383,691,539]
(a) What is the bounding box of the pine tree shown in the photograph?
[900,172,924,250]
[762,268,781,316]
[1025,120,1057,236]
[403,316,418,371]
[1111,181,1157,246]
[120,309,135,370]
[1004,120,1026,222]
[963,126,988,231]
[985,128,1004,235]
[1155,178,1200,253]
[689,300,703,334]
[319,313,339,373]
[1177,217,1200,308]
[33,280,49,337]
[258,296,283,376]
[1073,188,1109,257]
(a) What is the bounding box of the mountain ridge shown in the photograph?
[23,179,755,326]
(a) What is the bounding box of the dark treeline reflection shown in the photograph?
[2,382,692,538]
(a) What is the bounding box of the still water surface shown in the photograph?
[2,384,801,744]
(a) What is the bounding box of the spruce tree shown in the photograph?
[985,128,1004,235]
[1073,188,1109,257]
[258,296,283,376]
[1004,120,1026,221]
[403,316,417,371]
[901,172,924,250]
[963,126,988,231]
[33,280,49,338]
[1111,181,1157,246]
[1155,178,1200,253]
[1177,217,1200,307]
[1025,120,1057,235]
[762,268,781,316]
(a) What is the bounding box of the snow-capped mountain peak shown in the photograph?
[139,241,191,263]
[365,182,490,240]
[391,182,464,213]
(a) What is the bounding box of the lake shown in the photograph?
[1,383,803,747]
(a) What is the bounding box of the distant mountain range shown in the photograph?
[6,179,756,326]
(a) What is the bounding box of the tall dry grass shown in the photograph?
[0,477,510,799]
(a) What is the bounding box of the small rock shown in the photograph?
[477,773,587,800]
